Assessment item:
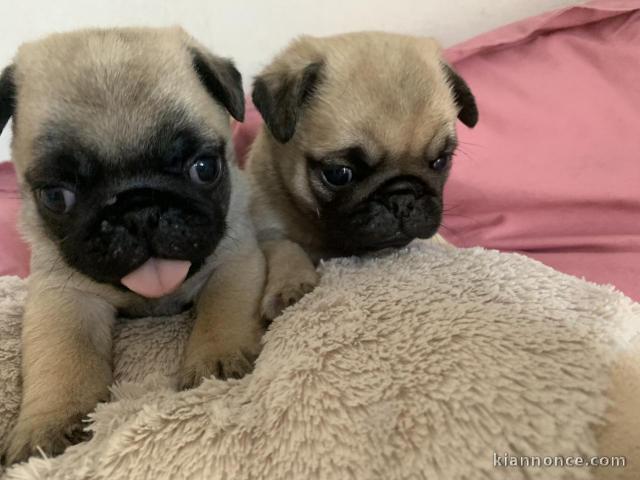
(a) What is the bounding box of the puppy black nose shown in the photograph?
[379,177,426,218]
[388,194,415,218]
[102,187,167,238]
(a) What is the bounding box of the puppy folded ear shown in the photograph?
[442,63,478,128]
[0,64,16,135]
[252,60,324,143]
[190,48,245,122]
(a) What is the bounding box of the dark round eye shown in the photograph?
[189,156,222,185]
[38,187,76,214]
[430,155,451,172]
[321,165,354,188]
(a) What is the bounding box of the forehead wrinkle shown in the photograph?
[298,40,459,164]
[74,104,200,166]
[32,112,216,183]
[350,133,384,168]
[425,126,457,158]
[361,114,440,162]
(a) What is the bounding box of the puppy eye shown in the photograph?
[189,156,221,185]
[38,187,76,214]
[321,166,354,188]
[429,154,452,172]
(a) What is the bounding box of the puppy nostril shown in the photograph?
[388,195,415,219]
[146,210,160,228]
[100,220,113,233]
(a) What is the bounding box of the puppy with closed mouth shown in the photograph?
[248,32,478,319]
[0,27,265,463]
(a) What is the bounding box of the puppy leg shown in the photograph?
[260,239,319,321]
[3,287,114,464]
[179,246,266,388]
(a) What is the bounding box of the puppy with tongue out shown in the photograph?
[122,259,192,299]
[0,27,266,464]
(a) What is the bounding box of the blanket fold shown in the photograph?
[1,243,638,479]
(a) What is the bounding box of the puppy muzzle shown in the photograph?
[60,180,226,291]
[379,178,427,221]
[332,177,442,253]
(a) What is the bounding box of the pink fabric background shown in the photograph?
[1,0,638,300]
[0,163,29,277]
[443,0,640,301]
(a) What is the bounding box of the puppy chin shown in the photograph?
[324,180,442,254]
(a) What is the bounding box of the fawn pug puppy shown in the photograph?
[0,27,265,463]
[248,32,478,319]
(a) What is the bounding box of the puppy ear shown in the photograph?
[442,63,478,128]
[190,48,245,122]
[252,61,324,143]
[0,64,16,135]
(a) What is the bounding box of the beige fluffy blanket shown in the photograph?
[0,242,638,480]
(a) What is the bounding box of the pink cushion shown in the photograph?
[0,163,29,277]
[443,0,640,301]
[232,0,640,301]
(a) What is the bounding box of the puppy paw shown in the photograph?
[260,270,319,321]
[179,338,262,389]
[2,411,91,465]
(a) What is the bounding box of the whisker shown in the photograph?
[44,255,65,279]
[61,270,75,293]
[458,140,487,149]
[223,232,243,249]
[438,223,464,242]
[442,211,476,221]
[453,148,475,163]
[442,202,470,213]
[442,202,464,211]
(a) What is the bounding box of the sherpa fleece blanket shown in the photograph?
[0,242,639,480]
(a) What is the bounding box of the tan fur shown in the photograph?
[259,239,319,320]
[1,28,265,463]
[594,335,640,479]
[248,32,458,319]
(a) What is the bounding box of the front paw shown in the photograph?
[2,411,91,465]
[179,339,262,389]
[260,270,319,321]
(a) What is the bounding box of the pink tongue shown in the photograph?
[121,258,191,298]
